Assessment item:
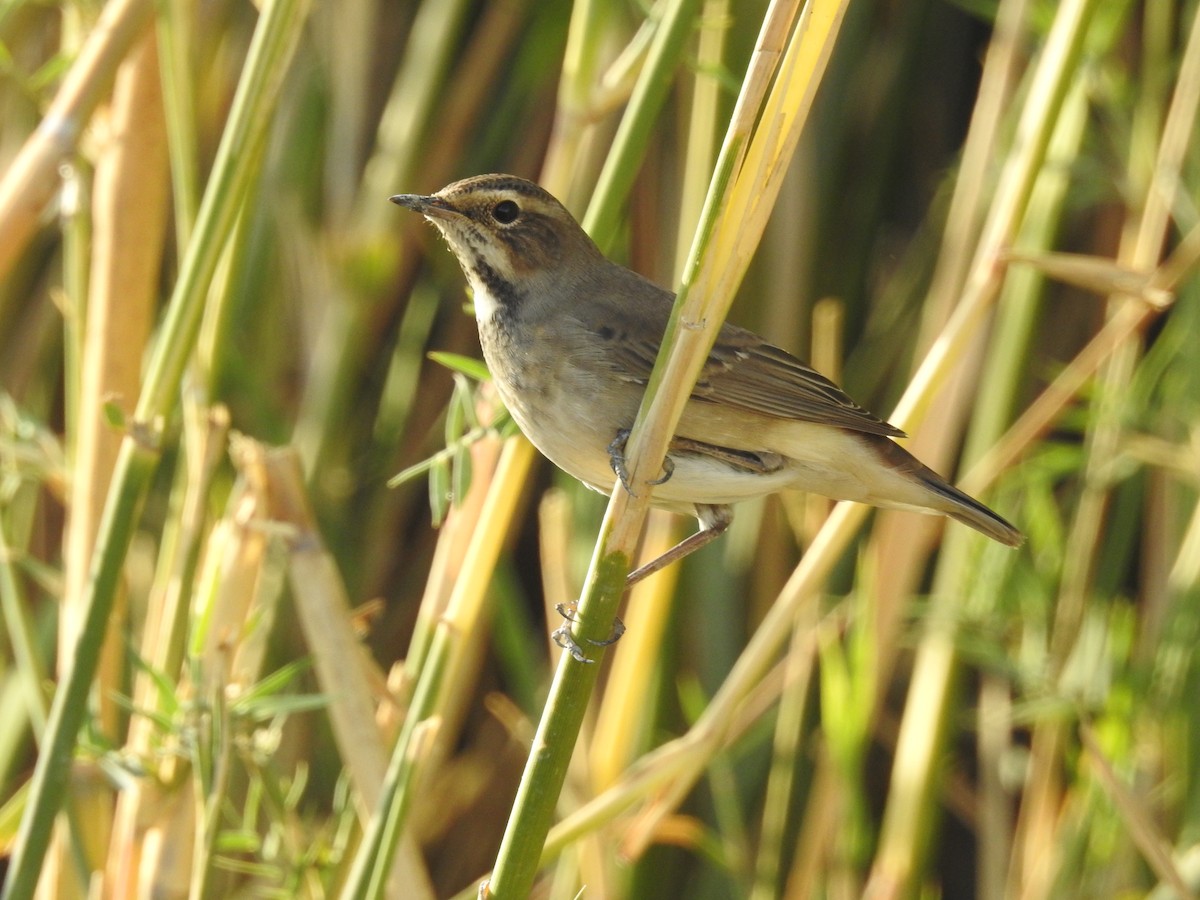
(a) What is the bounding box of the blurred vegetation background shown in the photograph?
[1,0,1198,897]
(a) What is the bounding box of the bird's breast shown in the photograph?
[477,312,631,491]
[475,310,864,516]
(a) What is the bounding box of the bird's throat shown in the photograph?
[466,259,523,324]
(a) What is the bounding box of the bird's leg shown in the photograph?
[620,439,773,585]
[607,429,675,497]
[625,504,732,587]
[669,437,780,473]
[553,505,731,658]
[612,438,764,585]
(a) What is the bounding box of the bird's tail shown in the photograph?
[869,434,1024,547]
[917,471,1023,547]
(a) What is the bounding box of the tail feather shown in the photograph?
[868,434,1024,547]
[919,473,1024,547]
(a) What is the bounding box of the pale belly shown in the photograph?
[487,352,898,516]
[479,315,935,519]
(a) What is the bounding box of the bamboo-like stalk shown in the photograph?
[104,401,229,899]
[539,0,613,208]
[868,0,1101,891]
[750,593,818,899]
[62,25,168,738]
[345,4,716,891]
[1051,0,1200,676]
[183,462,282,900]
[341,435,535,900]
[1,2,312,895]
[342,5,554,691]
[968,73,1090,900]
[585,0,729,843]
[487,0,848,894]
[5,0,1197,893]
[255,442,433,899]
[513,0,1085,874]
[155,0,200,248]
[1006,7,1200,897]
[1079,724,1196,899]
[581,0,712,248]
[863,0,1031,677]
[0,0,153,286]
[289,0,478,534]
[3,440,158,900]
[355,0,476,233]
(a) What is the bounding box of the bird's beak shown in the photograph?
[389,193,462,221]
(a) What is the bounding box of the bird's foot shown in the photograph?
[552,602,626,663]
[607,429,674,497]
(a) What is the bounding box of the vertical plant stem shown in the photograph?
[485,2,711,893]
[582,0,707,247]
[2,440,155,900]
[62,27,168,738]
[490,0,841,892]
[0,521,49,738]
[584,0,733,802]
[477,0,851,872]
[292,0,473,479]
[539,0,610,203]
[156,0,201,246]
[485,545,629,898]
[967,76,1090,900]
[342,3,709,875]
[340,438,534,900]
[0,1,311,895]
[750,600,818,899]
[868,0,1100,893]
[0,0,152,284]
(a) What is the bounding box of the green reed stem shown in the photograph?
[0,1,311,894]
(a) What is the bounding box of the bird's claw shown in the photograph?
[553,603,627,663]
[608,430,634,496]
[649,455,674,486]
[607,429,674,496]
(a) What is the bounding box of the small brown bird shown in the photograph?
[392,175,1021,583]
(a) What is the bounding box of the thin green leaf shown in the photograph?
[428,351,492,382]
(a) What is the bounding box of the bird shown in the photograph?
[391,174,1021,585]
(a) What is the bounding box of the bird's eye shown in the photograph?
[491,199,520,224]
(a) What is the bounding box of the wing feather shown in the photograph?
[576,269,905,439]
[599,324,904,439]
